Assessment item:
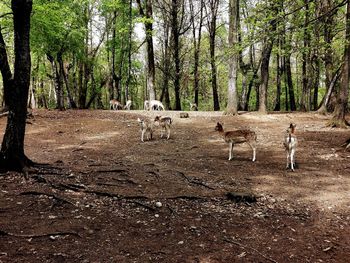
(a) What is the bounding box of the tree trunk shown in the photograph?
[274,51,281,111]
[137,0,156,102]
[159,18,171,110]
[59,54,77,109]
[258,39,273,113]
[300,0,311,112]
[285,53,296,111]
[171,0,182,110]
[190,0,204,108]
[226,0,239,115]
[330,0,350,127]
[0,0,33,172]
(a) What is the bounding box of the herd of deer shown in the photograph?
[110,99,299,171]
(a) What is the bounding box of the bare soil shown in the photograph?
[1,109,350,263]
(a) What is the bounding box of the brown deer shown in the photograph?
[154,116,172,139]
[283,123,297,171]
[215,122,257,161]
[137,118,153,142]
[110,99,123,110]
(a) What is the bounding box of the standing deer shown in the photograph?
[137,118,153,142]
[215,122,257,161]
[124,100,132,110]
[154,116,172,139]
[110,99,123,110]
[283,123,297,171]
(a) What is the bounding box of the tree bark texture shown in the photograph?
[0,0,33,171]
[226,0,239,115]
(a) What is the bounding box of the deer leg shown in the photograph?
[286,151,290,169]
[228,143,233,160]
[141,130,145,142]
[167,126,170,139]
[248,143,256,162]
[290,149,295,171]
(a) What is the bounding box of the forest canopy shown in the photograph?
[0,0,349,114]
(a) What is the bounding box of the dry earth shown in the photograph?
[1,109,350,263]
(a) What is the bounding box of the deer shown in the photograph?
[154,115,172,139]
[149,100,165,111]
[190,102,198,111]
[110,99,123,110]
[124,100,132,110]
[215,122,257,162]
[144,100,149,110]
[283,123,297,171]
[137,118,153,142]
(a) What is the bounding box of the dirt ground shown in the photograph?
[1,109,350,263]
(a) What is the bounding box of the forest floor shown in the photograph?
[0,109,350,263]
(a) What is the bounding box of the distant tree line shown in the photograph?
[0,0,349,117]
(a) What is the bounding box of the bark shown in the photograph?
[300,0,311,112]
[226,0,239,115]
[125,0,133,101]
[330,0,350,127]
[159,12,171,110]
[258,39,274,113]
[274,51,281,111]
[58,54,77,109]
[0,0,33,171]
[205,0,220,111]
[189,0,204,107]
[47,54,65,110]
[285,53,296,111]
[137,0,156,102]
[171,0,182,110]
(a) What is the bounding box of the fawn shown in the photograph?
[137,118,153,142]
[110,99,122,110]
[215,122,257,161]
[154,116,172,139]
[124,100,132,110]
[283,123,297,171]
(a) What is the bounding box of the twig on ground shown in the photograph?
[224,237,278,263]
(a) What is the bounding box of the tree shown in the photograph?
[330,0,350,127]
[0,0,33,172]
[205,0,220,111]
[225,0,239,115]
[257,1,277,113]
[189,0,204,109]
[137,0,156,102]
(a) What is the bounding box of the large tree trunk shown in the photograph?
[226,0,239,115]
[330,0,350,127]
[205,0,220,111]
[137,0,156,102]
[0,0,33,171]
[258,39,273,113]
[171,0,182,110]
[274,51,282,111]
[159,18,171,110]
[285,53,296,111]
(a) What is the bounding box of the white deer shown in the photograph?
[283,123,297,171]
[124,100,132,110]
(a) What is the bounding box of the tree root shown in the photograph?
[20,191,76,207]
[0,229,80,238]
